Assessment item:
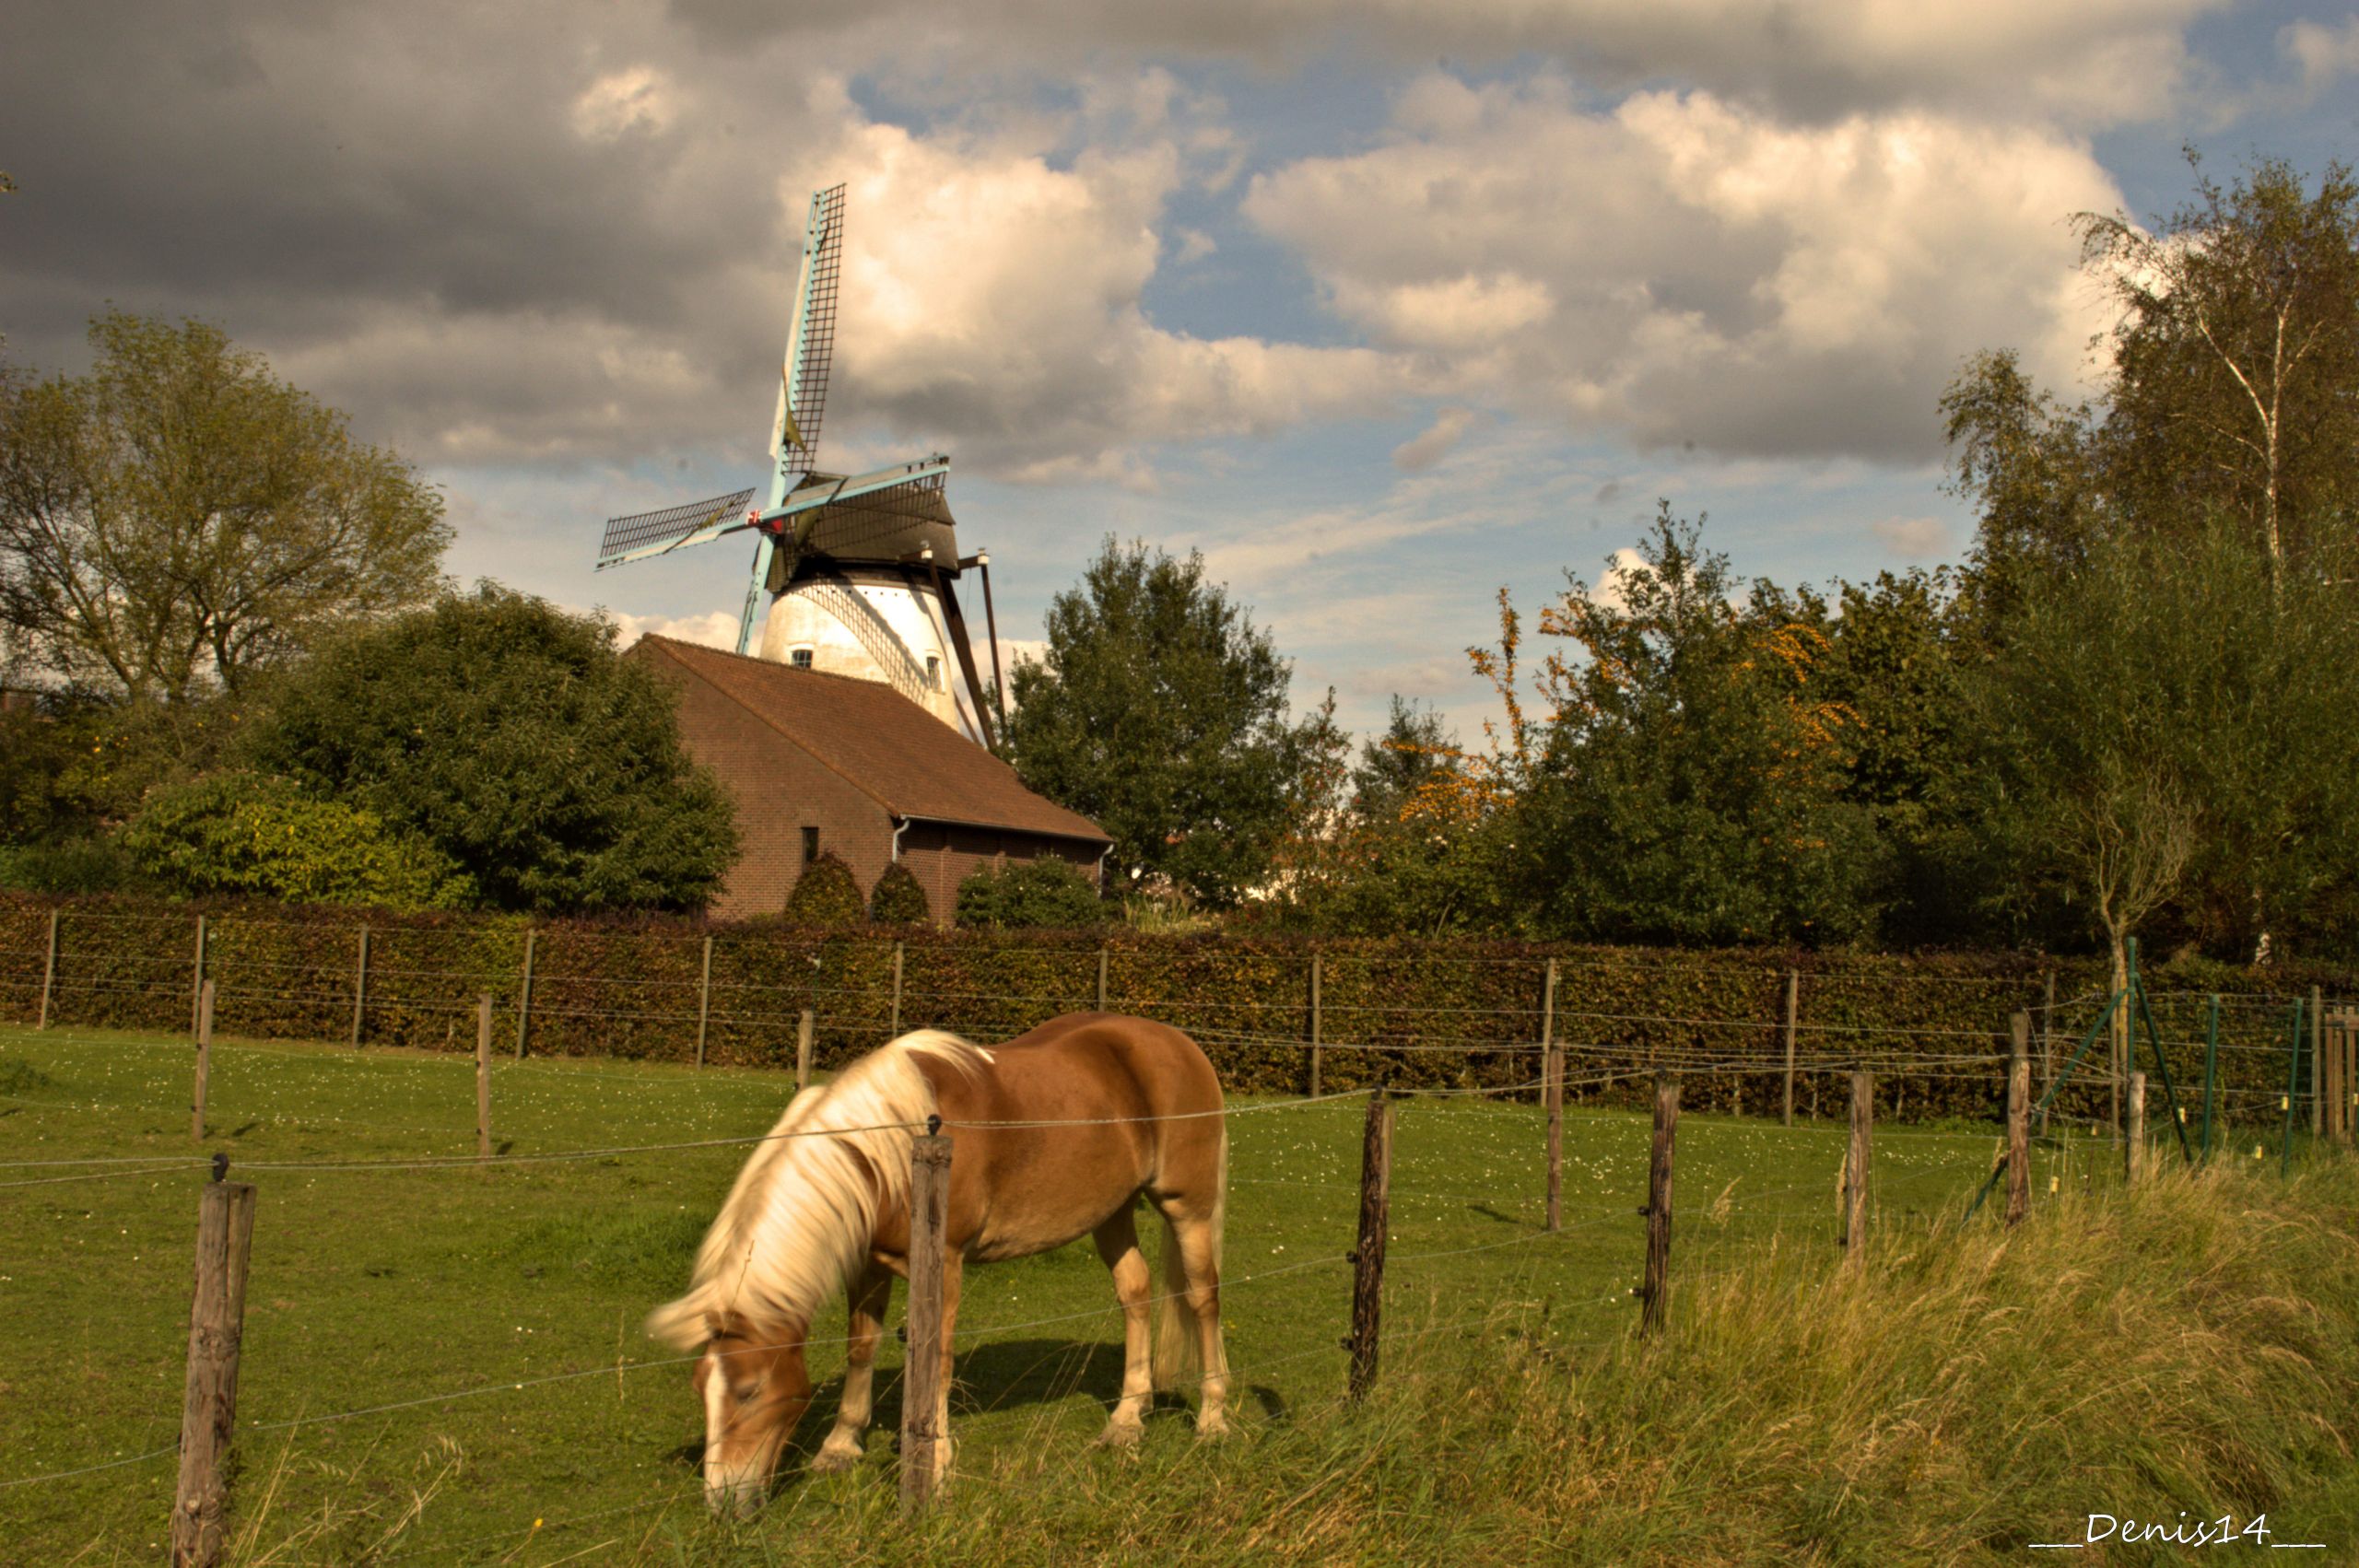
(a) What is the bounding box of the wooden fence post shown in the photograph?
[191,914,207,1040]
[1781,968,1800,1126]
[349,926,370,1049]
[1543,956,1562,1233]
[1096,945,1109,1012]
[1842,1071,1872,1262]
[695,935,713,1070]
[475,995,492,1163]
[2126,1071,2147,1185]
[1640,1075,1680,1334]
[1309,954,1323,1100]
[797,1009,816,1093]
[2039,971,2057,1136]
[37,907,58,1031]
[899,1126,953,1513]
[890,940,905,1039]
[2006,1012,2031,1228]
[1346,1091,1393,1398]
[170,1175,256,1568]
[514,930,536,1060]
[191,980,215,1143]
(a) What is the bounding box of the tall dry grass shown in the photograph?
[228,1162,2359,1565]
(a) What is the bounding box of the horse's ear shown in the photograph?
[644,1293,708,1351]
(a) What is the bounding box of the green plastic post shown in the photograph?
[2129,944,2191,1163]
[2200,993,2219,1164]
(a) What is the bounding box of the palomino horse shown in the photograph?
[648,1013,1230,1513]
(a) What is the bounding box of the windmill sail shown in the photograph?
[597,486,758,565]
[587,179,995,746]
[771,182,844,480]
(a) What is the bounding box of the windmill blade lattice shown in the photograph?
[598,486,758,564]
[779,182,845,474]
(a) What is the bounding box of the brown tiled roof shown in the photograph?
[634,636,1110,845]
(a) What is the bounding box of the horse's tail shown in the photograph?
[1152,1119,1225,1389]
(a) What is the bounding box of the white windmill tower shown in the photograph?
[593,183,1007,745]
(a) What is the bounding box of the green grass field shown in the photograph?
[0,1022,2326,1565]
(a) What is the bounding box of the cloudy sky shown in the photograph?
[6,0,2357,740]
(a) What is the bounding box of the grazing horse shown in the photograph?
[647,1014,1230,1514]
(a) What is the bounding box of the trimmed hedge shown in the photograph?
[0,893,2347,1128]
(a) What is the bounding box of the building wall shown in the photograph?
[649,657,898,919]
[898,821,1106,927]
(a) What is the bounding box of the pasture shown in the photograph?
[0,1021,2306,1564]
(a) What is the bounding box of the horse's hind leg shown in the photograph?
[812,1265,893,1475]
[1091,1206,1154,1448]
[1168,1211,1230,1436]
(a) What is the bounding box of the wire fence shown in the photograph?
[4,904,2347,1128]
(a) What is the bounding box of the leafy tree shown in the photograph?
[2080,156,2359,582]
[1276,696,1518,938]
[1963,523,2359,1005]
[1004,538,1315,906]
[1351,697,1458,821]
[1512,507,1890,946]
[0,685,252,853]
[0,312,449,701]
[868,860,933,927]
[241,585,738,914]
[119,772,473,909]
[956,858,1107,930]
[1945,158,2359,592]
[783,850,867,928]
[1814,569,1984,943]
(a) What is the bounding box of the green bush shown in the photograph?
[0,837,139,895]
[118,773,474,909]
[868,860,933,927]
[782,850,866,929]
[239,585,738,914]
[957,858,1107,930]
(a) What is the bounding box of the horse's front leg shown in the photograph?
[812,1266,893,1475]
[1090,1207,1154,1448]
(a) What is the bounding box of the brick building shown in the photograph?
[630,635,1111,925]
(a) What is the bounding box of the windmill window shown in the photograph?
[802,826,819,864]
[925,654,941,689]
[789,646,814,670]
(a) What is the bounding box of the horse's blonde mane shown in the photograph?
[647,1030,992,1349]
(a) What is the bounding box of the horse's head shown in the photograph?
[692,1310,812,1515]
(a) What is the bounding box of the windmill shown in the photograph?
[593,183,1007,747]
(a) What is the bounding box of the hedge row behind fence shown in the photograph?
[1,894,2350,1128]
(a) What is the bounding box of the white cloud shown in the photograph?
[678,0,2224,128]
[570,66,680,140]
[1391,408,1476,472]
[1870,515,1951,557]
[1248,76,2125,462]
[1587,546,1652,614]
[2283,18,2359,98]
[820,119,1409,480]
[600,608,740,649]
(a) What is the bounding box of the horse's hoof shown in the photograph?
[1194,1414,1233,1441]
[809,1446,859,1477]
[1095,1419,1145,1451]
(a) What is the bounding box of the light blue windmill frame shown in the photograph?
[590,183,954,654]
